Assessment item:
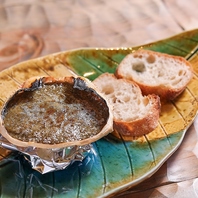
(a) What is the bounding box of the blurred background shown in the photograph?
[0,0,198,71]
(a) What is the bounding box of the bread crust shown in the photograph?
[113,94,160,137]
[131,82,185,101]
[115,49,193,100]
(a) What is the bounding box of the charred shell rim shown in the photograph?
[0,76,113,149]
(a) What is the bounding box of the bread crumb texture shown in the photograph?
[93,73,160,137]
[122,51,192,87]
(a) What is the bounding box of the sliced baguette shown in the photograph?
[115,49,193,100]
[93,73,161,137]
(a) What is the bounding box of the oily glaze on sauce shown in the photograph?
[2,80,109,144]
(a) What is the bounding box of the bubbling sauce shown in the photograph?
[2,79,109,144]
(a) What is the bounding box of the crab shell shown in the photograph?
[0,76,113,149]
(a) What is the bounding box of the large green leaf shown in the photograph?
[1,29,198,198]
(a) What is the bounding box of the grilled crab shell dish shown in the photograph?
[0,76,113,149]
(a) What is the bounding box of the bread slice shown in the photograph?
[93,73,161,137]
[115,49,193,100]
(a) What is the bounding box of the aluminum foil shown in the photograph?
[0,135,91,174]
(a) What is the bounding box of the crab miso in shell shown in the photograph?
[0,76,113,149]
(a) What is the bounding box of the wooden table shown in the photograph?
[0,0,198,197]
